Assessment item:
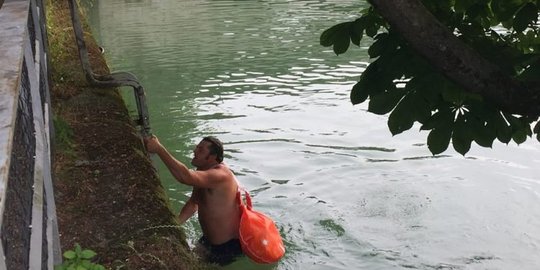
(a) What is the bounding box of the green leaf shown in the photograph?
[512,128,528,144]
[506,114,531,144]
[453,135,472,155]
[452,117,472,155]
[63,251,76,260]
[380,47,409,74]
[421,108,454,131]
[350,80,369,105]
[320,31,334,46]
[368,33,389,58]
[365,24,379,37]
[428,125,453,155]
[320,22,354,55]
[467,3,491,20]
[493,112,512,143]
[350,19,365,46]
[534,121,540,133]
[368,89,404,115]
[518,63,540,82]
[333,33,351,55]
[81,250,96,259]
[407,74,442,105]
[491,0,524,22]
[458,20,483,37]
[455,0,474,12]
[320,23,348,47]
[506,113,524,130]
[414,98,432,124]
[388,95,416,135]
[406,51,435,76]
[514,3,539,32]
[350,62,386,105]
[75,244,82,255]
[441,82,464,103]
[373,54,406,85]
[470,117,495,147]
[350,28,362,46]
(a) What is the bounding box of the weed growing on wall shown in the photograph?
[55,243,105,270]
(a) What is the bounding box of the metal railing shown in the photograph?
[0,0,61,269]
[0,0,153,267]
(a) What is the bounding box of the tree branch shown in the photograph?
[369,0,540,118]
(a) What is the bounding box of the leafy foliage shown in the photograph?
[321,0,540,155]
[55,244,105,270]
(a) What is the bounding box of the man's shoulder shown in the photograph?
[208,164,235,180]
[213,163,233,173]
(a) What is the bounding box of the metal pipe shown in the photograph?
[67,0,152,137]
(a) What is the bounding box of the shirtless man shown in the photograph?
[144,135,242,265]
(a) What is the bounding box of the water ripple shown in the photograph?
[305,143,396,153]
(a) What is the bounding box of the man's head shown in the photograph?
[202,136,224,162]
[191,136,224,169]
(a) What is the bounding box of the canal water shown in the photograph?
[84,0,540,269]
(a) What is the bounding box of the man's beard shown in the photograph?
[191,154,210,168]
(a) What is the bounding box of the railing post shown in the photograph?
[0,0,31,269]
[0,0,60,268]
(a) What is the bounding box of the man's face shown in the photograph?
[191,140,214,168]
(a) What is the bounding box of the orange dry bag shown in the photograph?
[237,190,285,264]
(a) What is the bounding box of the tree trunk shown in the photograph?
[369,0,540,118]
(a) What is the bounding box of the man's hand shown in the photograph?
[144,135,163,154]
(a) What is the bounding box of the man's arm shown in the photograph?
[144,136,221,188]
[178,194,198,224]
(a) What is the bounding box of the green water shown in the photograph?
[85,1,540,269]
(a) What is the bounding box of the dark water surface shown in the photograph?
[85,0,540,269]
